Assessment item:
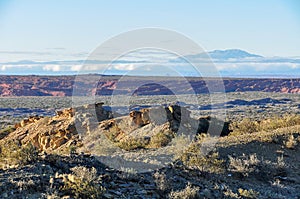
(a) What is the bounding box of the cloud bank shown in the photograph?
[0,49,299,77]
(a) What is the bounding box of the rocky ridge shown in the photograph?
[1,102,230,158]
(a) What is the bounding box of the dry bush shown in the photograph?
[238,188,259,198]
[148,130,174,148]
[0,140,38,168]
[118,167,138,180]
[180,134,224,173]
[223,188,259,199]
[168,183,200,199]
[61,166,105,199]
[117,137,148,151]
[104,124,121,142]
[284,134,298,149]
[227,153,260,177]
[153,171,171,194]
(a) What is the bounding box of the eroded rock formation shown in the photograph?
[1,102,231,154]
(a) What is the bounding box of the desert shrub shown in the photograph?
[227,153,260,177]
[0,140,38,167]
[284,134,298,149]
[61,166,105,199]
[180,134,224,173]
[223,189,240,198]
[153,171,171,194]
[148,130,174,148]
[104,124,121,142]
[238,188,259,198]
[118,167,138,180]
[117,137,148,151]
[276,155,286,170]
[223,188,259,199]
[168,183,200,199]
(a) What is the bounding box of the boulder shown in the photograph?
[197,116,231,137]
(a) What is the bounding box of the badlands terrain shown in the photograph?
[0,75,300,97]
[0,91,299,198]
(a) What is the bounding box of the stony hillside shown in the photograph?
[0,102,300,198]
[0,75,299,96]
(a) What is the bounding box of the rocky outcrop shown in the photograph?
[0,75,299,96]
[1,102,231,154]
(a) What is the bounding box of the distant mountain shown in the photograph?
[182,49,263,61]
[208,49,263,59]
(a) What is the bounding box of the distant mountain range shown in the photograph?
[208,49,263,59]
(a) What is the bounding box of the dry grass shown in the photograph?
[230,114,300,136]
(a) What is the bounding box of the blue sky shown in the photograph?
[0,0,300,76]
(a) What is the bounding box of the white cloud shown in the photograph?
[0,65,7,71]
[43,64,61,71]
[70,65,83,71]
[113,63,137,71]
